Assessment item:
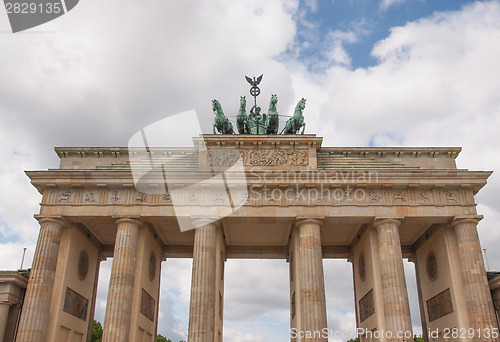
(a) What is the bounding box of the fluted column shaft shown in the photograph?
[452,218,499,342]
[297,219,327,342]
[17,218,64,342]
[375,218,412,342]
[102,218,141,342]
[188,222,217,342]
[0,302,11,341]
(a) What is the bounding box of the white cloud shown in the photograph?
[2,0,500,340]
[380,0,408,11]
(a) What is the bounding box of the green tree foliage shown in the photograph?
[156,335,172,342]
[91,320,103,342]
[414,336,425,342]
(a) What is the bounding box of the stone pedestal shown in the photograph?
[102,218,141,342]
[17,218,64,342]
[452,218,499,342]
[374,218,412,342]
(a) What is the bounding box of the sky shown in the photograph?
[1,0,500,341]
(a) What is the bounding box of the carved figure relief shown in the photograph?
[207,150,240,166]
[343,188,353,202]
[110,191,120,202]
[162,192,171,202]
[418,191,430,203]
[368,190,381,203]
[263,188,277,204]
[212,191,225,204]
[207,149,308,167]
[446,191,458,203]
[237,192,249,205]
[394,191,407,202]
[136,192,147,202]
[57,191,72,203]
[84,192,97,203]
[188,192,199,203]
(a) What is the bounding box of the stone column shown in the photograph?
[408,256,429,342]
[17,217,64,342]
[297,218,327,342]
[102,218,141,342]
[87,254,106,342]
[0,302,11,342]
[348,256,360,331]
[452,217,499,341]
[188,221,218,342]
[374,218,412,342]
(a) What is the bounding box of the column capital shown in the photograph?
[451,215,483,228]
[295,217,324,228]
[192,218,220,229]
[34,215,65,226]
[113,216,142,226]
[372,217,403,229]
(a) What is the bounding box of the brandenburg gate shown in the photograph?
[10,76,500,342]
[14,133,499,341]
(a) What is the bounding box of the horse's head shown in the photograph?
[296,98,306,113]
[240,96,246,107]
[212,99,220,113]
[270,94,278,105]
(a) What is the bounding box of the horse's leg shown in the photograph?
[301,122,306,134]
[213,123,217,134]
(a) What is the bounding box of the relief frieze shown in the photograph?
[45,187,471,207]
[207,149,308,167]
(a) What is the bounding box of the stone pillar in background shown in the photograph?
[102,218,141,342]
[297,218,327,342]
[0,302,11,341]
[86,254,106,342]
[408,256,429,342]
[374,218,412,342]
[452,217,500,342]
[188,221,218,342]
[17,217,64,342]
